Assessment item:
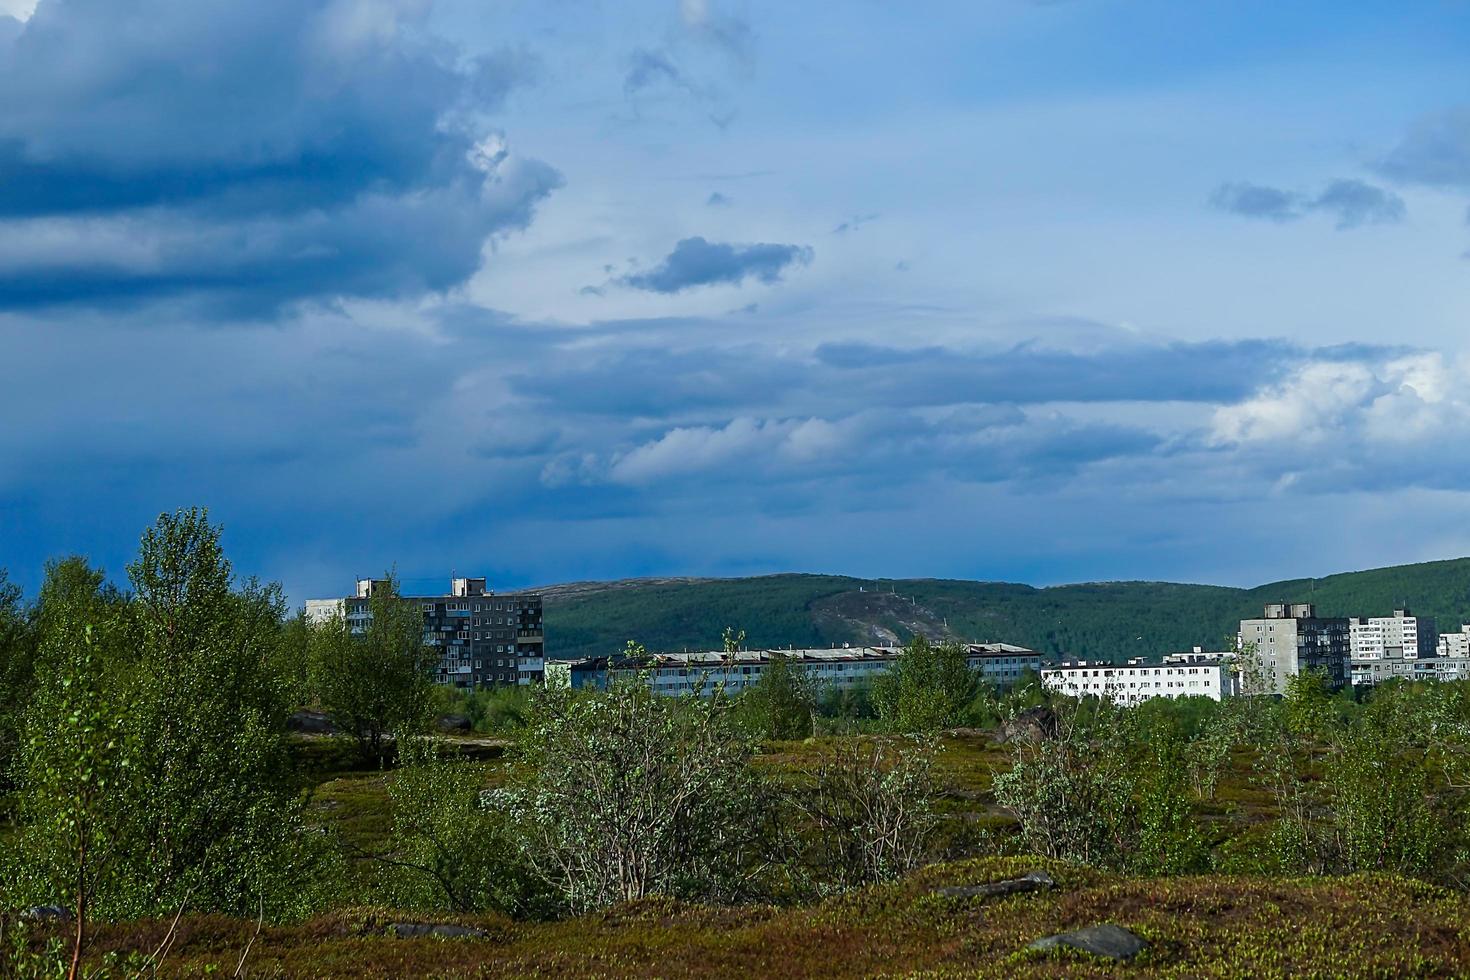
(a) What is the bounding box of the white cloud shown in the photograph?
[1211,353,1470,449]
[606,416,841,484]
[0,0,37,22]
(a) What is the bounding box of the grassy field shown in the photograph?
[25,727,1470,976]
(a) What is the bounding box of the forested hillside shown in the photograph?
[539,558,1470,661]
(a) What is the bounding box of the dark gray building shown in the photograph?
[306,576,544,689]
[1237,602,1350,694]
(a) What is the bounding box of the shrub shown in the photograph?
[992,702,1136,867]
[496,684,778,914]
[376,738,548,916]
[789,737,940,892]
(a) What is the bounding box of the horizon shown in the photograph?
[6,1,1470,604]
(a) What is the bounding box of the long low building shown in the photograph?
[1042,658,1237,704]
[545,642,1042,697]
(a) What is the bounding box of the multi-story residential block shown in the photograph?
[1348,608,1439,686]
[1438,625,1470,659]
[544,642,1042,698]
[1350,609,1437,660]
[1237,603,1350,694]
[306,576,544,689]
[1041,659,1236,704]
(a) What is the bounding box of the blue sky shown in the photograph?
[3,0,1470,603]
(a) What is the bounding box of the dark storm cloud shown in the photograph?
[0,0,560,314]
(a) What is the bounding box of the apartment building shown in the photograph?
[1439,625,1470,659]
[1348,608,1439,686]
[306,576,544,689]
[1041,659,1236,704]
[545,642,1042,698]
[1237,603,1350,694]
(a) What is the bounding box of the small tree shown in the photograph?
[739,651,817,740]
[0,568,37,789]
[310,572,437,765]
[872,636,976,733]
[12,624,133,980]
[498,684,777,913]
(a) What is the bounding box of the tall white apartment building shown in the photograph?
[1348,608,1438,686]
[1350,609,1437,660]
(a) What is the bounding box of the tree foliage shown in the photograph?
[738,651,817,740]
[378,738,548,916]
[871,636,976,733]
[5,510,329,930]
[309,572,437,765]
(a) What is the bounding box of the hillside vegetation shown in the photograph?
[540,558,1470,660]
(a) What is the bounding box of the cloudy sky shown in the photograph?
[3,0,1470,601]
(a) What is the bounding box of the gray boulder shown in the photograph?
[20,905,72,923]
[994,706,1058,745]
[1029,923,1148,960]
[935,869,1056,899]
[387,922,487,939]
[435,714,473,733]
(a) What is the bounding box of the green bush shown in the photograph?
[495,684,780,914]
[871,636,976,733]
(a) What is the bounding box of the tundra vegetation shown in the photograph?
[6,514,1470,976]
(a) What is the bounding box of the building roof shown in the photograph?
[553,642,1040,671]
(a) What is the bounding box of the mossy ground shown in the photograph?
[63,858,1470,978]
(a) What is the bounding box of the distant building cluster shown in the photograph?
[306,576,544,688]
[303,573,1470,707]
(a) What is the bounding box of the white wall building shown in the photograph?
[1042,660,1237,705]
[1438,626,1470,659]
[1350,609,1437,661]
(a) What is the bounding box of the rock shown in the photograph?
[436,714,473,733]
[994,706,1058,745]
[287,709,336,735]
[935,869,1055,899]
[1028,923,1148,960]
[387,922,487,939]
[20,905,72,923]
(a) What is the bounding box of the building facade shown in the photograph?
[1438,625,1470,659]
[1347,608,1438,686]
[1238,602,1350,694]
[306,576,544,689]
[1041,660,1236,704]
[545,642,1042,698]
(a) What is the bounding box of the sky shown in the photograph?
[3,0,1470,603]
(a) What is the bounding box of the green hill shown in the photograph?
[538,558,1470,662]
